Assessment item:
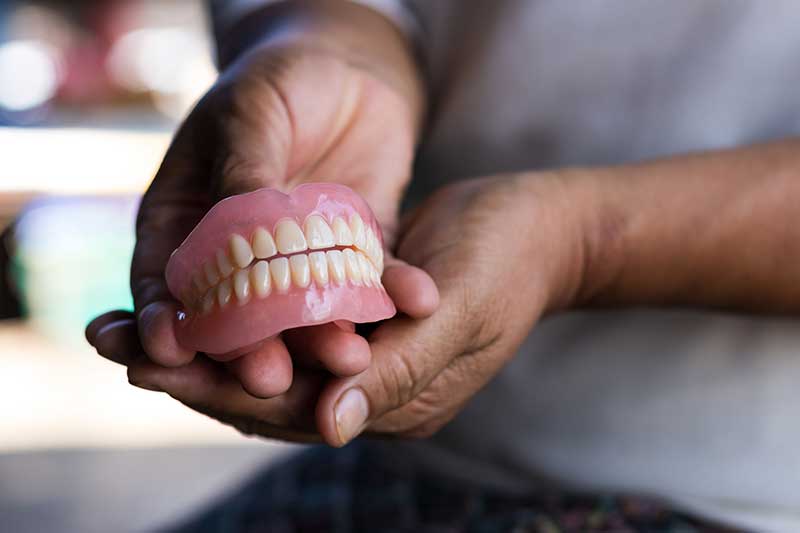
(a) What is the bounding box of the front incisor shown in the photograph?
[289,254,311,288]
[250,260,271,298]
[270,257,291,292]
[304,215,336,249]
[275,219,307,254]
[309,251,329,286]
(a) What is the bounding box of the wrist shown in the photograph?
[504,169,627,314]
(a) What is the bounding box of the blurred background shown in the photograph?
[0,1,293,532]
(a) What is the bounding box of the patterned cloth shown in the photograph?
[165,443,739,533]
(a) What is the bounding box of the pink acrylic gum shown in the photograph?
[165,183,395,355]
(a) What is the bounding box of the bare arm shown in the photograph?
[561,138,800,314]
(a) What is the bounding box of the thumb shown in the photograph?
[314,307,457,447]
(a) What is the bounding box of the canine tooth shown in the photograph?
[309,251,329,286]
[332,217,354,246]
[216,249,235,278]
[304,215,336,250]
[217,278,232,308]
[275,219,307,254]
[201,290,215,315]
[250,260,271,298]
[350,213,366,250]
[270,257,291,292]
[289,254,310,288]
[357,252,373,287]
[326,250,346,284]
[252,227,277,259]
[203,260,220,286]
[233,269,250,304]
[343,248,362,284]
[230,234,254,268]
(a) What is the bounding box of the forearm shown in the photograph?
[565,138,800,313]
[212,0,425,132]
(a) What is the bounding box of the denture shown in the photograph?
[165,183,395,355]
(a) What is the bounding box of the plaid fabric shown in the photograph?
[165,443,739,533]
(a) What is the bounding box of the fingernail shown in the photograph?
[334,388,369,445]
[129,379,163,393]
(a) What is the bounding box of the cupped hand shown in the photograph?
[86,21,435,403]
[113,174,585,445]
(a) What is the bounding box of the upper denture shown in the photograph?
[165,184,395,354]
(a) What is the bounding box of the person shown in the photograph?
[86,1,800,531]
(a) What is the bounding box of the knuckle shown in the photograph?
[375,349,423,409]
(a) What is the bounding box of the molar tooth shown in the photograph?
[357,252,373,287]
[217,278,232,308]
[230,234,254,269]
[350,213,366,250]
[233,269,251,304]
[343,248,362,285]
[275,219,307,254]
[270,257,291,292]
[304,215,336,250]
[203,260,220,286]
[250,260,271,298]
[201,290,215,315]
[309,251,329,286]
[216,249,235,278]
[332,217,354,246]
[289,254,311,288]
[326,250,346,284]
[252,227,277,259]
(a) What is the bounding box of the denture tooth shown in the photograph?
[270,257,291,292]
[309,251,329,286]
[332,217,354,246]
[371,264,382,287]
[252,227,277,259]
[216,249,235,278]
[275,219,307,254]
[191,269,208,293]
[343,248,362,285]
[203,260,220,286]
[217,278,232,308]
[233,269,251,304]
[357,252,373,287]
[250,260,271,298]
[304,215,336,250]
[229,234,254,269]
[201,289,215,315]
[350,213,366,251]
[289,254,311,288]
[326,250,346,284]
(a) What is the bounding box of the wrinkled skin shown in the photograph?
[89,174,579,446]
[87,40,438,403]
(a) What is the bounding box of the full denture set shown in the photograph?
[182,212,385,315]
[166,184,396,355]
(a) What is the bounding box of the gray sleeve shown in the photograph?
[207,0,420,45]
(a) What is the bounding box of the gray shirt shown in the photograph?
[213,2,800,531]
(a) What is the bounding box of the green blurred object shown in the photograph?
[11,196,138,349]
